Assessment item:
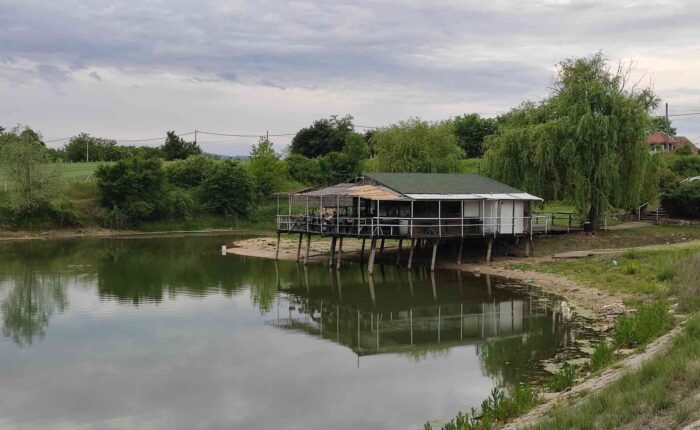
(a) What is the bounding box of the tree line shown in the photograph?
[2,53,699,230]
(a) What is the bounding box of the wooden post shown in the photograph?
[296,233,303,262]
[525,237,531,257]
[379,238,385,255]
[336,236,344,269]
[430,240,438,272]
[396,239,403,265]
[486,238,493,262]
[407,239,415,269]
[329,236,337,264]
[457,237,463,265]
[303,233,311,265]
[368,238,377,275]
[360,238,366,262]
[275,232,281,260]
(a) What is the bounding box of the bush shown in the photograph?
[199,160,254,217]
[248,138,286,195]
[613,301,674,348]
[286,153,321,185]
[548,363,577,392]
[95,157,167,224]
[589,340,614,372]
[660,181,700,219]
[164,155,214,188]
[669,156,700,178]
[165,188,197,219]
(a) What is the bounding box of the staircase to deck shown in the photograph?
[640,207,668,222]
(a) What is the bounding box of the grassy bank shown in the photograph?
[433,244,700,429]
[531,314,700,429]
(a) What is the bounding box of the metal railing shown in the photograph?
[276,215,550,238]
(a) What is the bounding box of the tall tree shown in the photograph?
[372,119,462,173]
[453,113,497,158]
[161,131,201,160]
[651,116,676,136]
[64,133,119,162]
[248,137,286,195]
[483,53,659,229]
[290,115,356,158]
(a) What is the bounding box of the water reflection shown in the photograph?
[0,237,589,429]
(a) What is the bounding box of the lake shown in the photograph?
[0,235,587,429]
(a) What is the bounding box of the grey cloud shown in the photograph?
[35,64,70,82]
[89,71,102,81]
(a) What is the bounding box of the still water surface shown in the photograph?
[0,236,585,429]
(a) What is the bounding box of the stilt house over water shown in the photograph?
[276,172,545,273]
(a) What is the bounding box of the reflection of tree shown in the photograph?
[476,317,571,386]
[1,268,67,347]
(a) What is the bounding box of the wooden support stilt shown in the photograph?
[303,233,311,265]
[457,237,463,265]
[336,236,344,269]
[368,238,377,275]
[379,238,385,255]
[275,232,281,260]
[296,233,303,262]
[407,239,415,270]
[329,236,337,264]
[360,238,366,262]
[396,239,403,265]
[486,238,493,263]
[430,240,438,272]
[525,237,531,257]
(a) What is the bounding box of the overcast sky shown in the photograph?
[2,0,699,155]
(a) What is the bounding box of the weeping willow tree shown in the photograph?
[483,53,660,229]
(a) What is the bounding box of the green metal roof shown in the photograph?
[363,172,524,195]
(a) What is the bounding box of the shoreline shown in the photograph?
[0,227,256,242]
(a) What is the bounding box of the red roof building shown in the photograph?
[647,131,698,154]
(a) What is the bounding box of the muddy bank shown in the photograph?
[226,236,371,262]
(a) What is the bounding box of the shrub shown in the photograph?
[286,153,320,184]
[669,155,700,178]
[248,138,286,195]
[164,155,214,188]
[165,188,197,219]
[199,160,254,217]
[613,301,674,348]
[655,256,676,282]
[661,181,700,219]
[95,157,167,224]
[548,363,577,392]
[589,340,614,372]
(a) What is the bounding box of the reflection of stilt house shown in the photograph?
[276,173,544,272]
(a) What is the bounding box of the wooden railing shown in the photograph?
[276,215,550,238]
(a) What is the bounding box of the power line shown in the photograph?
[197,130,295,138]
[668,112,700,118]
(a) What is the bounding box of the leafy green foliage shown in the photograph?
[548,363,577,392]
[669,156,700,178]
[453,114,497,158]
[650,116,676,136]
[164,155,215,188]
[428,386,539,430]
[95,157,167,224]
[613,301,674,348]
[0,127,63,216]
[161,131,202,161]
[248,138,286,195]
[64,133,120,162]
[290,115,356,158]
[661,181,700,218]
[199,160,253,217]
[675,144,693,156]
[589,340,614,372]
[483,53,659,229]
[373,118,462,173]
[286,153,321,184]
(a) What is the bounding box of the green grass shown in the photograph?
[589,340,614,373]
[529,314,700,429]
[613,301,675,348]
[521,240,700,299]
[548,363,577,392]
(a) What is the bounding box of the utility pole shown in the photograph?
[194,129,198,145]
[266,130,269,142]
[86,139,89,163]
[665,103,669,151]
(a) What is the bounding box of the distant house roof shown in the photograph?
[647,131,677,145]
